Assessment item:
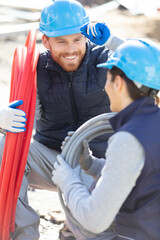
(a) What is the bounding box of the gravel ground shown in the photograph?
[0,4,160,240]
[28,190,65,240]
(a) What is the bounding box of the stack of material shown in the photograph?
[0,30,39,240]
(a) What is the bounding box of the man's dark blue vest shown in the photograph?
[110,97,160,240]
[34,42,111,157]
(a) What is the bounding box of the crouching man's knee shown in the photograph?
[11,166,40,240]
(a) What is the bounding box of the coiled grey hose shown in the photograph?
[58,112,116,233]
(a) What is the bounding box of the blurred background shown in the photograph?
[0,0,160,239]
[0,0,160,107]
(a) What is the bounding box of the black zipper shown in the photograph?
[67,77,78,127]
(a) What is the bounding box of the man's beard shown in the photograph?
[51,51,85,72]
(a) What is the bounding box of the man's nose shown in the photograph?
[67,43,76,53]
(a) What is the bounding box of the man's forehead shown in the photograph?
[54,33,83,41]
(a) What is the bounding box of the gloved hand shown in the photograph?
[61,131,74,150]
[80,22,110,46]
[52,155,81,192]
[79,140,94,171]
[0,100,26,133]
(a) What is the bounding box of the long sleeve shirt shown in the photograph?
[62,131,145,235]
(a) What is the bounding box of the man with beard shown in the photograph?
[0,0,123,239]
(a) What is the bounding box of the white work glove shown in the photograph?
[0,100,26,133]
[80,22,111,46]
[52,155,81,192]
[61,131,74,150]
[79,140,94,171]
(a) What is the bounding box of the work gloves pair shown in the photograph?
[52,131,94,189]
[0,100,26,133]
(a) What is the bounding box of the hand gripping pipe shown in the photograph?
[58,112,116,233]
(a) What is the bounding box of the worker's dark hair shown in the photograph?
[109,66,158,100]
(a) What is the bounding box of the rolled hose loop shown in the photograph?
[58,112,116,232]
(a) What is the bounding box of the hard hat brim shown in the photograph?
[39,25,88,37]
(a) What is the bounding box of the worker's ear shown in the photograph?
[113,75,123,92]
[42,34,50,49]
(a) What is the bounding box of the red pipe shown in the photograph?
[0,29,39,240]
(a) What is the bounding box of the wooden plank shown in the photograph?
[0,22,39,38]
[0,15,15,23]
[0,0,52,11]
[0,8,40,21]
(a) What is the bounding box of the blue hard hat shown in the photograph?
[97,39,160,90]
[39,0,90,37]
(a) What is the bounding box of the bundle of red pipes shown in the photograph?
[0,29,39,240]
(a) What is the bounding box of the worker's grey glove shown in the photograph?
[79,140,94,171]
[52,155,81,192]
[80,22,111,46]
[0,100,26,133]
[61,131,75,150]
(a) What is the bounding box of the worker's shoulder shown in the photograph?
[88,41,109,62]
[38,49,50,61]
[37,50,50,68]
[89,41,108,53]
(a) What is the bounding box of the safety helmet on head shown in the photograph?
[39,0,90,37]
[97,39,160,90]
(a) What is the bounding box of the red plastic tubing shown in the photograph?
[0,30,39,240]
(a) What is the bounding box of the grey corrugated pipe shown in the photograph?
[58,112,116,233]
